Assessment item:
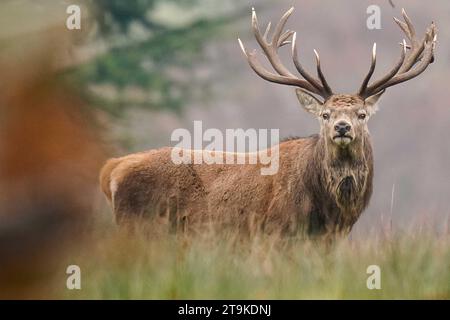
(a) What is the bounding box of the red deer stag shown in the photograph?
[100,8,436,237]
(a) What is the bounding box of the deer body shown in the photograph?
[101,125,373,236]
[100,7,436,237]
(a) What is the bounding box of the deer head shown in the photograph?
[238,7,437,148]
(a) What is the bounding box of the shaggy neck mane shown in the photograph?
[312,133,373,213]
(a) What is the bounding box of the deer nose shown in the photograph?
[334,121,351,135]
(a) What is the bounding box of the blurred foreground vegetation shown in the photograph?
[57,222,450,299]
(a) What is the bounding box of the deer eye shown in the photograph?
[358,113,366,120]
[322,113,330,120]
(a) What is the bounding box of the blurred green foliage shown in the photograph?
[68,0,242,115]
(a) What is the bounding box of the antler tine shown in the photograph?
[239,7,334,99]
[401,8,416,39]
[272,7,295,45]
[251,7,294,77]
[292,32,323,92]
[278,30,295,47]
[386,10,436,85]
[362,40,407,97]
[263,22,271,42]
[238,38,321,94]
[314,50,333,96]
[427,22,437,62]
[358,10,437,98]
[394,17,412,41]
[396,9,428,73]
[358,43,377,96]
[377,38,435,91]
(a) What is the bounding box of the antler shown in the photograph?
[238,7,333,100]
[358,9,437,99]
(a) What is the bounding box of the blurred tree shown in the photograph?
[67,0,244,115]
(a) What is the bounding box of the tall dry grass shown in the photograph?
[55,218,450,299]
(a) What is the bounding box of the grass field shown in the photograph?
[57,220,450,300]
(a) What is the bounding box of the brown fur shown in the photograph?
[99,158,121,202]
[100,128,373,237]
[327,95,364,107]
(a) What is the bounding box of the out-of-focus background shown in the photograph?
[0,0,449,298]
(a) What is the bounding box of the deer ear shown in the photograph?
[364,90,385,114]
[295,89,323,116]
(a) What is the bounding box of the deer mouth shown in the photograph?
[333,135,353,145]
